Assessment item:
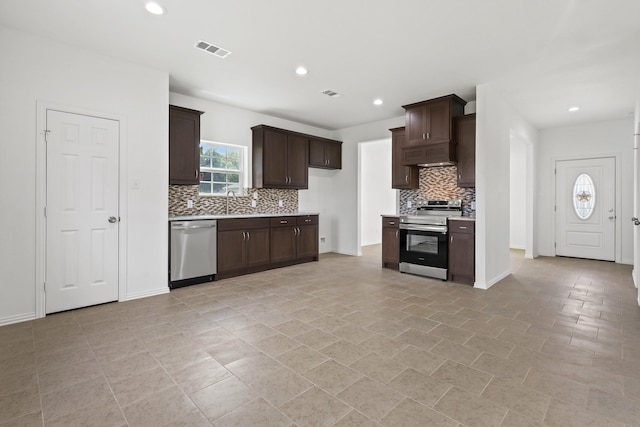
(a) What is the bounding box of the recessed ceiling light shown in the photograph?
[568,106,580,112]
[295,66,308,76]
[145,1,166,15]
[373,98,383,106]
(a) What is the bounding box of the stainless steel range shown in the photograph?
[399,200,462,280]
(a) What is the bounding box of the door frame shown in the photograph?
[552,153,622,263]
[35,101,128,318]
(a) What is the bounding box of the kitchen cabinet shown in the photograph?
[169,105,203,185]
[309,138,342,169]
[448,219,475,285]
[270,215,319,263]
[381,216,400,270]
[390,127,418,189]
[454,114,476,187]
[401,95,466,166]
[217,218,271,275]
[252,125,309,189]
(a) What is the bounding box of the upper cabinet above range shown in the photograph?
[309,137,342,170]
[401,94,466,166]
[169,105,204,185]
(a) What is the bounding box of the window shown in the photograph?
[199,141,246,196]
[573,173,595,220]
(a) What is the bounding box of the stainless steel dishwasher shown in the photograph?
[170,220,217,288]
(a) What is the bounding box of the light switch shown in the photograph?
[132,178,141,189]
[251,200,257,208]
[278,200,283,207]
[471,201,476,210]
[253,191,258,199]
[407,200,412,208]
[187,200,193,208]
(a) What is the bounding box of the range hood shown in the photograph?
[402,142,456,167]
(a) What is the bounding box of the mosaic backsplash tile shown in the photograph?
[399,166,476,216]
[169,185,298,217]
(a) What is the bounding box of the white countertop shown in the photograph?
[449,216,476,221]
[169,212,319,221]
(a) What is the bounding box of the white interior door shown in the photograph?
[46,110,119,314]
[555,157,615,261]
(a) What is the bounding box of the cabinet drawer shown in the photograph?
[449,220,475,234]
[296,215,318,226]
[382,216,399,228]
[218,217,271,231]
[271,217,296,227]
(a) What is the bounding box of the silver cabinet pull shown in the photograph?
[108,216,118,223]
[195,170,198,178]
[405,175,408,183]
[395,230,399,239]
[246,232,250,240]
[241,232,246,240]
[305,219,312,222]
[280,220,288,224]
[459,226,467,229]
[426,132,430,139]
[422,133,425,140]
[389,221,395,225]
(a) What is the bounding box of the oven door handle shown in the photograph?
[400,224,447,233]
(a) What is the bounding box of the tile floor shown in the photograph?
[1,247,639,426]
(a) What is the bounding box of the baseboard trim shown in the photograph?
[620,258,633,265]
[0,312,36,327]
[123,287,170,301]
[474,270,511,290]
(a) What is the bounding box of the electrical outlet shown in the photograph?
[471,201,476,210]
[320,237,326,244]
[187,200,193,208]
[253,191,258,199]
[278,200,283,207]
[132,178,141,189]
[407,200,412,208]
[251,200,256,208]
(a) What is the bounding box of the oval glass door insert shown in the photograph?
[573,173,595,220]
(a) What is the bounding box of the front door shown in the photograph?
[46,110,119,313]
[555,157,615,261]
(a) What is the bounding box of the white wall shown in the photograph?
[0,25,169,324]
[537,118,634,264]
[476,84,538,289]
[360,139,396,246]
[510,137,527,249]
[332,117,404,255]
[634,89,640,302]
[169,92,338,253]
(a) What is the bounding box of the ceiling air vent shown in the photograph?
[321,89,342,98]
[195,40,232,59]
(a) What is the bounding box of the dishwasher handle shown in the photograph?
[171,221,217,230]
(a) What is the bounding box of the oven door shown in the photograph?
[399,224,448,269]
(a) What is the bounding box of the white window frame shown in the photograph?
[199,140,248,196]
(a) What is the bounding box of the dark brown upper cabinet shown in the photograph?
[401,94,466,166]
[252,125,309,189]
[454,114,476,187]
[169,105,203,185]
[390,127,418,189]
[309,138,342,169]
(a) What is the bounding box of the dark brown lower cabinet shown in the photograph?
[448,220,475,285]
[218,215,318,279]
[381,216,400,270]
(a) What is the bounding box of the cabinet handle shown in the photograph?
[426,132,430,139]
[405,175,408,183]
[280,220,288,224]
[395,230,399,238]
[305,219,311,222]
[451,235,453,243]
[195,170,198,178]
[241,232,246,240]
[422,133,426,140]
[389,221,395,225]
[459,226,467,229]
[246,232,250,240]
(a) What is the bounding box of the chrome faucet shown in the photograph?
[226,190,236,215]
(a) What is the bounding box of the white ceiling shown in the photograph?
[1,0,639,130]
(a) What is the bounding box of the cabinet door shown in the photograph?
[271,226,297,263]
[449,231,475,284]
[391,128,418,189]
[169,106,201,185]
[455,114,476,187]
[287,134,309,189]
[263,129,289,187]
[217,230,246,272]
[296,225,318,259]
[324,141,342,169]
[425,99,450,144]
[245,228,271,268]
[405,105,426,146]
[382,227,399,267]
[308,139,326,168]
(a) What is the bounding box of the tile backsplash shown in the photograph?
[169,185,298,217]
[399,166,476,216]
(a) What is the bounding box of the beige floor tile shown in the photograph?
[38,359,102,395]
[124,386,201,426]
[249,367,312,406]
[471,352,530,382]
[232,323,277,344]
[100,351,160,381]
[496,328,545,351]
[430,324,474,344]
[272,319,315,337]
[279,386,350,426]
[0,369,38,399]
[42,376,114,421]
[254,333,301,357]
[225,353,283,384]
[319,340,370,366]
[365,320,410,338]
[480,377,550,421]
[523,369,590,407]
[486,315,530,333]
[430,339,482,366]
[459,319,506,337]
[0,411,42,427]
[500,410,543,427]
[332,324,375,344]
[109,366,175,406]
[308,315,349,332]
[359,334,406,358]
[206,338,260,366]
[586,387,640,425]
[396,328,442,351]
[0,386,41,425]
[387,368,451,406]
[433,387,508,427]
[46,398,126,427]
[464,334,514,358]
[543,399,625,427]
[429,312,468,328]
[431,360,493,395]
[190,376,255,421]
[381,398,457,427]
[337,377,403,422]
[213,398,292,427]
[275,345,328,373]
[349,353,406,384]
[303,360,363,395]
[392,345,447,375]
[623,376,640,401]
[333,410,380,427]
[172,358,231,395]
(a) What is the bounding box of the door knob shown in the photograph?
[608,216,615,220]
[633,217,640,226]
[108,216,118,223]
